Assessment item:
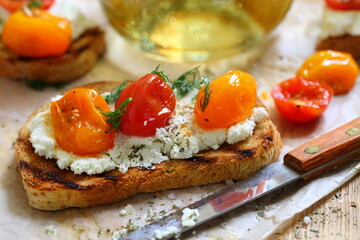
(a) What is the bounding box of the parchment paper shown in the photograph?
[0,0,359,239]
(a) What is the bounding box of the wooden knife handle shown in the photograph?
[284,117,360,179]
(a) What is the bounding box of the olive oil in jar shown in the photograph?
[101,0,292,62]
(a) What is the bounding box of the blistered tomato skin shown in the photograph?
[271,77,334,123]
[194,70,257,129]
[50,88,115,156]
[325,0,360,10]
[296,50,359,95]
[2,9,72,58]
[116,74,176,137]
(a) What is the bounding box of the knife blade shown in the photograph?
[118,117,360,240]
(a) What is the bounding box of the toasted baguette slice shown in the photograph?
[0,27,105,83]
[316,34,360,59]
[14,81,282,210]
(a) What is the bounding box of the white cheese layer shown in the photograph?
[49,0,98,40]
[29,96,268,175]
[320,6,360,39]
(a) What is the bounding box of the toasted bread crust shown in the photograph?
[14,81,282,210]
[316,34,360,58]
[0,27,105,83]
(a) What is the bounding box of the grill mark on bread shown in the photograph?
[101,174,120,181]
[19,161,91,190]
[236,149,254,157]
[189,156,212,162]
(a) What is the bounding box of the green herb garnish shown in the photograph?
[105,81,127,104]
[200,81,212,112]
[97,97,132,133]
[151,65,170,83]
[171,66,209,99]
[27,0,42,8]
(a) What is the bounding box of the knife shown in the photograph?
[118,117,360,240]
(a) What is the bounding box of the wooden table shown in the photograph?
[266,174,359,240]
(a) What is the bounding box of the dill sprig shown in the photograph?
[151,65,170,83]
[172,67,209,99]
[200,81,212,112]
[27,0,42,8]
[97,97,132,133]
[105,81,127,104]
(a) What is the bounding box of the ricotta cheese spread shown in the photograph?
[320,6,360,39]
[29,90,268,175]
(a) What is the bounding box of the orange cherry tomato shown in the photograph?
[325,0,360,10]
[2,9,72,58]
[271,77,334,123]
[296,50,359,95]
[50,88,115,156]
[194,70,257,129]
[0,0,55,12]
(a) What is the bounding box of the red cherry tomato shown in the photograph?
[0,0,55,12]
[115,74,176,137]
[271,77,333,123]
[325,0,360,10]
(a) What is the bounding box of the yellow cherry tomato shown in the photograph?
[296,50,359,95]
[2,9,72,58]
[50,88,115,156]
[194,70,257,129]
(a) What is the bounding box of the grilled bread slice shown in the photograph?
[0,27,105,83]
[14,81,282,210]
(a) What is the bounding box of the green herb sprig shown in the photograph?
[27,0,42,8]
[151,65,170,83]
[200,81,213,112]
[171,67,209,99]
[105,81,127,104]
[97,97,132,133]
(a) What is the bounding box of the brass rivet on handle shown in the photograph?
[345,127,360,136]
[304,145,320,154]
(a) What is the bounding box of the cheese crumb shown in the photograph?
[181,208,200,227]
[44,225,58,236]
[153,226,179,239]
[303,216,311,225]
[173,200,183,209]
[167,193,176,200]
[119,209,127,216]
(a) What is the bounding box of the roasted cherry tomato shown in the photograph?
[296,50,359,95]
[271,77,334,123]
[50,88,115,156]
[2,9,72,58]
[325,0,360,10]
[194,70,257,129]
[116,74,176,137]
[0,0,54,12]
